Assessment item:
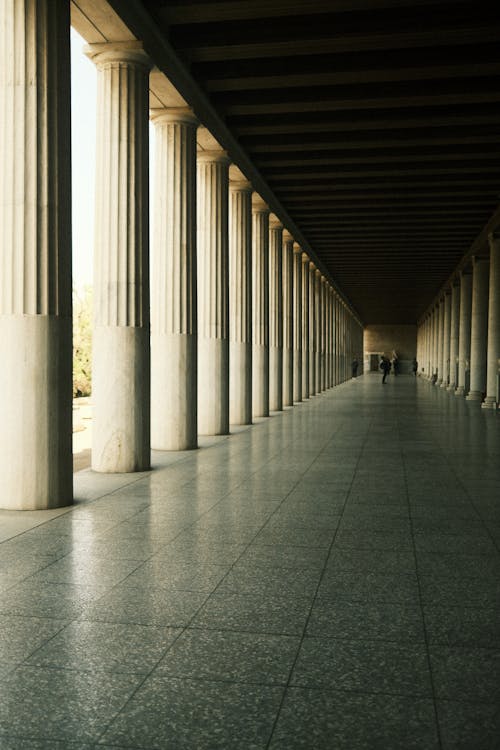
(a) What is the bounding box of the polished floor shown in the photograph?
[0,374,499,749]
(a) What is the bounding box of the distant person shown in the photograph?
[412,358,418,376]
[351,358,359,378]
[392,353,399,376]
[380,356,391,384]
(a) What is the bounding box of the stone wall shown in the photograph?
[364,324,417,373]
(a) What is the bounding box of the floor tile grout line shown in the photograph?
[265,408,372,749]
[400,404,444,750]
[90,389,344,745]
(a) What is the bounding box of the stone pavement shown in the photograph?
[0,374,499,748]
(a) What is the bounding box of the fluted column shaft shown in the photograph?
[229,179,253,425]
[315,272,322,393]
[319,277,327,391]
[269,217,283,412]
[432,306,439,379]
[301,254,310,399]
[447,283,460,391]
[425,316,430,377]
[326,286,332,387]
[0,0,72,508]
[466,257,489,401]
[441,291,451,388]
[197,149,230,434]
[151,108,198,450]
[437,298,444,384]
[334,296,340,385]
[292,243,303,402]
[456,272,472,396]
[87,42,152,473]
[282,232,294,407]
[331,290,336,386]
[309,264,317,396]
[340,302,347,383]
[483,234,500,409]
[252,195,270,417]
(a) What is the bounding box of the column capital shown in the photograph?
[472,253,489,265]
[315,268,322,278]
[150,106,198,127]
[229,178,252,193]
[229,164,252,192]
[269,213,284,230]
[252,193,270,213]
[84,41,152,70]
[282,229,294,244]
[197,148,231,165]
[293,242,302,254]
[301,252,310,264]
[488,230,500,245]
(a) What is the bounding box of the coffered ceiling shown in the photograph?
[89,0,500,323]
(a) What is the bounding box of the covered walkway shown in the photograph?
[0,374,499,748]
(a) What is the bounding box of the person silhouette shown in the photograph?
[380,356,391,384]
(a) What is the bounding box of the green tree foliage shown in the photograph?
[73,286,93,397]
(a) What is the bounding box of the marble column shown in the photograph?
[456,271,472,397]
[0,0,72,509]
[325,286,332,388]
[269,215,283,412]
[292,243,303,402]
[87,42,152,473]
[150,108,198,450]
[320,277,327,391]
[426,315,432,378]
[483,233,500,409]
[252,194,270,418]
[197,143,230,434]
[301,254,310,399]
[432,305,439,380]
[314,270,322,393]
[341,303,346,383]
[335,296,340,382]
[229,173,253,425]
[282,231,294,407]
[440,291,451,388]
[309,263,317,396]
[466,256,489,401]
[437,297,444,384]
[331,290,337,386]
[447,281,460,391]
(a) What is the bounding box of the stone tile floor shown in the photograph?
[0,374,499,748]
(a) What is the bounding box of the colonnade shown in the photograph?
[0,1,362,510]
[417,234,500,410]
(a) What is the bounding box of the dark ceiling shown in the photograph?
[144,0,500,324]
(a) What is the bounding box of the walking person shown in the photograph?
[351,357,359,378]
[380,355,391,384]
[412,357,418,376]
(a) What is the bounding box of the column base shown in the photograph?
[198,337,230,435]
[252,344,269,418]
[230,341,252,426]
[151,333,197,451]
[481,397,498,410]
[455,387,465,397]
[465,390,483,402]
[439,382,448,389]
[93,326,151,473]
[446,384,456,392]
[0,315,73,510]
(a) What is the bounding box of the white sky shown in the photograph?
[71,29,155,288]
[71,28,96,287]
